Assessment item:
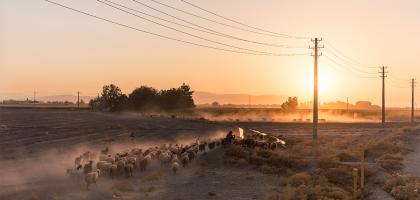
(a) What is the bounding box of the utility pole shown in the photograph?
[379,66,388,127]
[347,97,349,113]
[310,38,324,141]
[33,91,36,104]
[77,91,80,109]
[411,78,417,123]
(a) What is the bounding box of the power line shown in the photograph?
[100,0,306,49]
[44,0,308,56]
[141,0,307,39]
[323,54,378,76]
[324,40,374,69]
[323,48,377,75]
[179,0,309,39]
[320,57,376,79]
[97,0,308,56]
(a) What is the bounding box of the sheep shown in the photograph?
[110,164,118,179]
[159,152,171,166]
[187,150,195,161]
[198,143,206,152]
[97,161,112,176]
[116,159,126,175]
[85,169,100,190]
[181,154,189,167]
[99,154,112,162]
[101,147,109,155]
[127,156,136,165]
[208,141,216,150]
[83,161,93,175]
[82,151,97,161]
[139,154,151,172]
[171,161,180,175]
[171,155,180,164]
[74,156,82,166]
[124,163,134,177]
[104,156,114,164]
[66,167,80,176]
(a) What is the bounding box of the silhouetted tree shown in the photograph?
[281,97,298,112]
[158,83,195,110]
[128,86,158,110]
[100,84,127,112]
[212,101,220,107]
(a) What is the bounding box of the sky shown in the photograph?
[1,0,420,107]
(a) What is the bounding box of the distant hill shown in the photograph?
[193,91,287,105]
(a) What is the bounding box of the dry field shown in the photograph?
[0,108,419,200]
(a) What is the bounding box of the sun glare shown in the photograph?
[305,68,332,94]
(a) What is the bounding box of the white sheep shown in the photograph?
[85,169,100,190]
[171,161,180,175]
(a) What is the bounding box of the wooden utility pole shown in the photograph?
[347,97,349,113]
[379,66,387,127]
[411,78,417,123]
[310,38,324,140]
[77,91,80,109]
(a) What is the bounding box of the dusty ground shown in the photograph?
[0,108,415,199]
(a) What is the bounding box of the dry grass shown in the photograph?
[282,172,351,200]
[384,173,420,200]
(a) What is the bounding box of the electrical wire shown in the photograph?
[323,48,377,75]
[320,56,377,79]
[97,0,308,56]
[323,54,378,77]
[179,0,309,39]
[324,40,374,68]
[140,0,307,39]
[100,0,306,48]
[44,0,309,57]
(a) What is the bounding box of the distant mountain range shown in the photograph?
[193,91,287,105]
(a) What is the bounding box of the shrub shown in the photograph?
[224,146,249,159]
[384,173,420,200]
[269,153,308,170]
[283,174,351,200]
[376,154,404,172]
[256,149,273,158]
[287,172,312,187]
[249,155,265,166]
[336,152,359,162]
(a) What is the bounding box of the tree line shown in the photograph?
[89,83,195,112]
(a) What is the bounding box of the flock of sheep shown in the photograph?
[66,129,286,190]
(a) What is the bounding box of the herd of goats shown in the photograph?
[66,128,286,190]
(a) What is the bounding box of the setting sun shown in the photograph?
[304,67,333,94]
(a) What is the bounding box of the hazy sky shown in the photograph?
[1,0,420,106]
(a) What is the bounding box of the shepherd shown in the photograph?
[226,130,235,144]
